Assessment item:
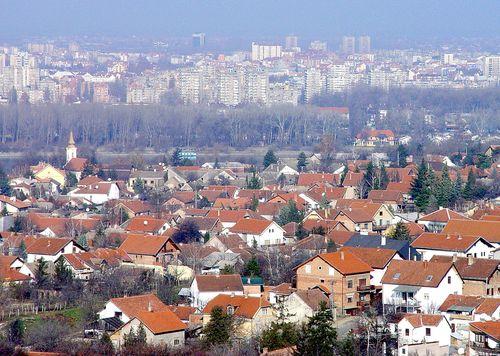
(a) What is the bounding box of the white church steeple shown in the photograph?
[66,130,77,163]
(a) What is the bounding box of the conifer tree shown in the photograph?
[410,160,432,212]
[203,306,233,348]
[379,164,389,189]
[462,169,476,200]
[263,149,278,168]
[296,301,337,355]
[297,152,308,172]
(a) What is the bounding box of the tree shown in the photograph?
[220,265,235,275]
[379,164,389,189]
[171,220,202,244]
[203,306,234,348]
[65,172,78,188]
[8,318,25,345]
[0,165,11,196]
[452,172,463,204]
[295,301,337,355]
[361,161,376,198]
[249,196,259,211]
[261,299,299,351]
[214,157,220,169]
[1,206,8,216]
[244,255,261,277]
[171,147,182,166]
[203,231,211,243]
[93,224,107,248]
[277,200,304,226]
[18,240,27,260]
[297,152,308,172]
[133,178,145,195]
[34,258,49,288]
[462,169,477,200]
[295,222,308,240]
[54,258,73,286]
[388,221,410,241]
[197,196,211,209]
[435,165,453,207]
[9,216,24,233]
[123,324,147,350]
[246,172,262,189]
[263,149,278,168]
[77,234,88,249]
[410,160,433,213]
[80,162,94,179]
[397,144,408,167]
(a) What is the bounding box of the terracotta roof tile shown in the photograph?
[402,314,444,328]
[202,294,270,319]
[442,219,500,243]
[430,255,499,281]
[381,260,454,287]
[119,234,175,256]
[110,294,169,319]
[469,321,500,341]
[411,232,490,252]
[419,209,469,223]
[194,274,244,293]
[341,246,398,269]
[230,218,273,235]
[134,309,186,334]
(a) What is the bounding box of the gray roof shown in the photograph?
[344,234,421,260]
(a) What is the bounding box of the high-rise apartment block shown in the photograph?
[251,43,282,61]
[310,41,327,51]
[285,35,299,50]
[483,56,500,78]
[358,36,371,54]
[342,36,356,55]
[192,33,206,48]
[305,68,324,102]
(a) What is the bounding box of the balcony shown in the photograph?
[470,342,499,355]
[357,284,373,292]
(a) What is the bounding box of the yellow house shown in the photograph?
[202,294,274,338]
[31,162,66,187]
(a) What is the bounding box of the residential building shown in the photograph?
[251,43,282,61]
[229,218,285,247]
[358,36,371,54]
[25,238,85,263]
[189,274,244,309]
[342,36,356,55]
[468,321,500,355]
[397,314,451,356]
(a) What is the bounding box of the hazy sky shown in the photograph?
[1,0,499,40]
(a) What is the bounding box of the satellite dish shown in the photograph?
[457,348,465,355]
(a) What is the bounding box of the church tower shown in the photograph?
[66,131,77,163]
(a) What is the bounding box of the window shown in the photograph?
[379,211,383,216]
[425,275,433,282]
[227,306,235,315]
[115,311,122,318]
[318,266,322,270]
[305,265,311,274]
[424,293,429,300]
[261,308,268,315]
[448,276,451,284]
[359,278,367,287]
[475,334,485,343]
[174,339,180,345]
[393,273,401,280]
[320,279,325,284]
[328,267,335,276]
[347,296,353,303]
[364,223,368,229]
[402,348,406,355]
[405,329,410,336]
[347,280,353,289]
[425,328,431,337]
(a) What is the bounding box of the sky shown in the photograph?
[0,0,499,40]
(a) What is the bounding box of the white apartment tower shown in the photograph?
[305,68,324,102]
[251,43,282,61]
[342,36,356,55]
[483,56,500,78]
[358,36,371,54]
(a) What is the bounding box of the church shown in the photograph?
[63,131,88,180]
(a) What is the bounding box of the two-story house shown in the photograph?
[397,314,451,356]
[189,274,244,309]
[229,218,285,247]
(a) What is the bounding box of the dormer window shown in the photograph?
[226,306,235,315]
[393,273,401,280]
[426,275,433,282]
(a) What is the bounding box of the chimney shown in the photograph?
[148,301,153,312]
[340,251,344,260]
[381,235,386,246]
[325,209,329,219]
[452,253,457,263]
[423,261,428,268]
[468,255,474,266]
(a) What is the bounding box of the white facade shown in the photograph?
[27,241,83,263]
[189,278,244,310]
[416,240,494,261]
[383,267,463,314]
[234,221,285,248]
[68,183,120,205]
[371,253,403,287]
[112,318,185,349]
[397,317,451,356]
[251,43,282,61]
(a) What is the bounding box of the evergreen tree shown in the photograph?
[379,164,389,189]
[97,332,114,355]
[34,258,49,288]
[93,224,107,248]
[203,231,211,243]
[133,178,145,195]
[277,200,304,226]
[54,258,73,286]
[261,299,299,351]
[462,169,476,200]
[203,306,233,348]
[249,196,259,211]
[263,149,278,168]
[109,169,118,180]
[0,165,11,196]
[171,147,182,166]
[18,240,27,260]
[220,265,235,275]
[295,222,308,240]
[452,172,463,204]
[340,165,348,186]
[214,157,220,169]
[246,172,262,189]
[123,324,147,350]
[244,255,261,277]
[362,161,376,198]
[388,222,411,241]
[80,162,94,179]
[397,145,408,168]
[171,220,202,244]
[8,318,25,345]
[410,160,432,213]
[436,165,453,207]
[77,234,88,249]
[297,152,308,172]
[1,206,8,216]
[9,216,23,233]
[295,301,337,355]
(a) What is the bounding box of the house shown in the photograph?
[442,220,500,247]
[98,293,170,329]
[411,233,495,261]
[111,306,186,349]
[344,234,420,260]
[129,169,165,189]
[229,218,285,247]
[25,238,85,263]
[64,157,88,180]
[341,246,403,287]
[31,162,66,187]
[355,129,397,147]
[367,190,404,211]
[332,209,373,233]
[26,214,102,237]
[119,234,180,267]
[345,201,395,232]
[206,209,262,230]
[205,234,247,253]
[284,289,330,324]
[109,199,152,219]
[0,256,32,284]
[468,321,500,355]
[418,209,470,232]
[56,252,100,280]
[124,216,171,235]
[189,274,244,309]
[68,182,120,205]
[430,255,500,297]
[0,195,31,214]
[295,250,373,315]
[202,294,273,337]
[182,216,223,237]
[381,260,463,314]
[297,173,338,187]
[397,314,451,356]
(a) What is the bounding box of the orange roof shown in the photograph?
[194,274,244,293]
[411,232,490,252]
[402,314,444,328]
[367,190,404,203]
[77,175,103,186]
[342,172,364,187]
[298,250,372,275]
[119,234,176,256]
[230,218,273,235]
[386,181,412,194]
[202,294,270,319]
[110,293,169,319]
[470,321,500,341]
[341,246,399,269]
[124,216,169,233]
[25,237,74,256]
[381,260,454,287]
[206,209,262,223]
[419,209,469,223]
[64,157,88,172]
[134,309,186,334]
[297,173,338,187]
[442,219,500,243]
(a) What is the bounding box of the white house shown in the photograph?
[411,233,495,261]
[229,218,285,247]
[284,289,330,324]
[25,238,85,263]
[68,182,120,205]
[381,260,463,314]
[397,314,451,356]
[0,195,31,214]
[469,321,500,356]
[189,274,244,310]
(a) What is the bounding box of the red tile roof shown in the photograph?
[341,246,399,269]
[230,218,274,235]
[402,314,444,328]
[64,157,88,172]
[194,274,243,293]
[411,232,490,252]
[119,234,176,256]
[419,208,469,223]
[442,219,500,243]
[381,260,454,287]
[25,238,73,256]
[134,309,186,334]
[470,321,500,341]
[202,294,270,319]
[297,251,372,275]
